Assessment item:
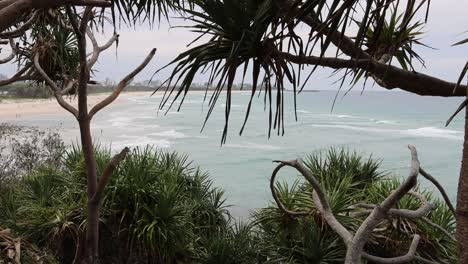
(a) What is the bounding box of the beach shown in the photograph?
[0,91,151,119]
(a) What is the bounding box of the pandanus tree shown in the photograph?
[1,0,468,263]
[0,2,156,263]
[148,0,468,262]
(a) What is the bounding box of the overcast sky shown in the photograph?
[1,0,467,91]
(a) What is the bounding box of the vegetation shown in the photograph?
[0,131,457,263]
[0,0,467,262]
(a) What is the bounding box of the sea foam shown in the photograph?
[149,130,187,139]
[406,127,462,140]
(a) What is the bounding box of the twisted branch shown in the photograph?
[272,145,449,263]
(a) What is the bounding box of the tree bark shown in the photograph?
[457,105,468,263]
[78,118,99,263]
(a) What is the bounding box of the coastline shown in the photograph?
[0,91,153,119]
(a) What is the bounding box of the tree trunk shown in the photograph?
[457,105,468,263]
[78,118,100,263]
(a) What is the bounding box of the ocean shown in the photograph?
[4,90,465,217]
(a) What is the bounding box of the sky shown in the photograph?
[1,0,467,91]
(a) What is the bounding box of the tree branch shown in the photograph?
[419,167,456,215]
[90,147,130,203]
[0,0,32,33]
[86,29,119,69]
[33,53,78,117]
[88,48,156,118]
[0,11,38,38]
[0,63,32,86]
[272,159,354,245]
[421,216,456,241]
[280,52,467,97]
[346,145,420,263]
[361,235,421,264]
[270,162,310,217]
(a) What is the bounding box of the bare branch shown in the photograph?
[61,79,77,95]
[386,191,435,219]
[272,159,354,245]
[86,29,119,69]
[280,52,467,97]
[88,48,156,118]
[0,63,32,86]
[270,162,310,217]
[361,235,421,264]
[346,145,420,263]
[0,38,16,64]
[33,53,78,117]
[352,191,435,219]
[419,167,456,215]
[90,147,130,203]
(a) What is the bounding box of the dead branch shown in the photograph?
[272,159,354,245]
[362,235,420,263]
[272,145,449,263]
[88,48,156,118]
[270,162,310,217]
[86,29,119,69]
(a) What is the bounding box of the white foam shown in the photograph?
[406,127,462,140]
[109,116,133,127]
[224,142,280,150]
[296,110,311,114]
[311,124,462,140]
[335,114,354,118]
[149,130,186,139]
[375,120,398,124]
[111,136,171,149]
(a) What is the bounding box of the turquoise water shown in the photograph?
[4,91,465,217]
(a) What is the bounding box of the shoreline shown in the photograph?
[0,91,152,119]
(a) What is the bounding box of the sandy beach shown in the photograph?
[0,91,152,119]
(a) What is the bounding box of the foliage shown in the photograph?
[0,131,457,263]
[153,0,432,142]
[0,124,64,182]
[252,149,457,263]
[0,143,235,263]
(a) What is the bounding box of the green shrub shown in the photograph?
[252,149,457,263]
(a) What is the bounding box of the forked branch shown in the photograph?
[86,29,119,69]
[271,145,450,263]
